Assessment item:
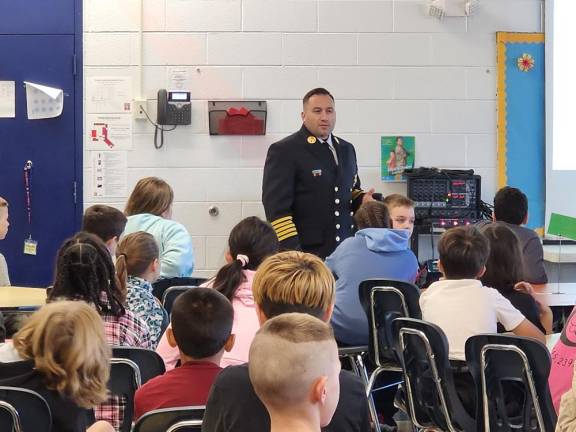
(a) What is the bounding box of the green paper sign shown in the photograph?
[548,213,576,241]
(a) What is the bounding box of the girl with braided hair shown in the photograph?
[49,231,152,430]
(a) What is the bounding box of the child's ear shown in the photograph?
[224,334,236,352]
[166,327,178,348]
[255,304,268,327]
[152,258,160,273]
[476,265,487,279]
[311,376,329,404]
[224,250,233,264]
[438,260,445,275]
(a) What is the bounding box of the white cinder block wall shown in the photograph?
[83,0,543,277]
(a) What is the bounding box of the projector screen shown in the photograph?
[546,0,576,227]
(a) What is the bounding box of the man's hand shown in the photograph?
[362,188,376,204]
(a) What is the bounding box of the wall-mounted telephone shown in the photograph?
[157,89,191,126]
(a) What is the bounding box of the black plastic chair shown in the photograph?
[0,386,52,432]
[109,358,141,432]
[465,334,557,432]
[358,279,421,393]
[132,406,205,432]
[392,318,476,432]
[162,286,199,315]
[112,347,166,385]
[153,277,207,301]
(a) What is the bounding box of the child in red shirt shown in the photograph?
[134,288,234,419]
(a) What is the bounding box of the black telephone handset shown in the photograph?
[157,89,191,126]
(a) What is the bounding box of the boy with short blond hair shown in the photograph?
[203,251,370,432]
[249,313,341,432]
[383,194,415,236]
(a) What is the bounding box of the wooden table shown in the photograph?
[0,286,46,311]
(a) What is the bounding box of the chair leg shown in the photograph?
[355,354,382,432]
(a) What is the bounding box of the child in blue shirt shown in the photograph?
[326,201,418,346]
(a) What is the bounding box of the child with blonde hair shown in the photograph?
[0,301,113,432]
[249,313,341,432]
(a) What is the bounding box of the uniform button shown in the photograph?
[350,224,354,229]
[335,211,340,216]
[336,224,341,229]
[335,199,340,204]
[350,188,353,192]
[350,211,354,216]
[334,186,339,192]
[349,200,352,204]
[336,236,341,242]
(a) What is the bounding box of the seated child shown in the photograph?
[249,313,341,432]
[556,363,576,431]
[124,177,194,280]
[156,216,278,369]
[0,196,10,286]
[82,204,127,256]
[383,194,415,236]
[48,232,152,429]
[550,308,576,413]
[0,301,113,432]
[420,225,545,361]
[327,201,418,346]
[203,251,371,432]
[480,223,552,334]
[116,231,166,348]
[493,186,547,286]
[134,287,234,419]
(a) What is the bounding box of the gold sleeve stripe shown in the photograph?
[275,225,297,237]
[272,220,294,231]
[351,189,363,199]
[271,216,293,227]
[278,228,298,242]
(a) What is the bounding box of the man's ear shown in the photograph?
[301,111,305,122]
[166,327,178,348]
[311,376,328,404]
[224,334,236,352]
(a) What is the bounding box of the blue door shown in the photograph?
[0,34,81,286]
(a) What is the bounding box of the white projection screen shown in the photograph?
[546,0,576,227]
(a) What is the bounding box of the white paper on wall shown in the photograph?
[24,81,64,119]
[91,151,128,198]
[86,114,133,150]
[168,67,191,91]
[86,76,133,114]
[0,81,16,118]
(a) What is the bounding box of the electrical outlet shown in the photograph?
[133,98,147,120]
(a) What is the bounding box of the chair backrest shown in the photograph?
[153,277,207,301]
[112,347,166,385]
[465,334,557,432]
[162,286,198,315]
[392,318,476,432]
[0,386,52,432]
[132,406,205,432]
[109,358,140,432]
[359,279,421,366]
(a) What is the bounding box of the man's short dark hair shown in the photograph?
[82,205,127,242]
[303,88,334,105]
[438,226,490,279]
[171,288,234,359]
[493,186,528,225]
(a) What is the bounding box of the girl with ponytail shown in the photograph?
[116,231,166,348]
[156,216,278,369]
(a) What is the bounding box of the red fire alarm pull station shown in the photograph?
[209,101,267,135]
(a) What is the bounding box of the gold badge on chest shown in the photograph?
[307,136,317,144]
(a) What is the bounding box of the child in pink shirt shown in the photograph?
[550,307,576,413]
[156,217,279,369]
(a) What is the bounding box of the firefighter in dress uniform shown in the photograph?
[262,88,375,259]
